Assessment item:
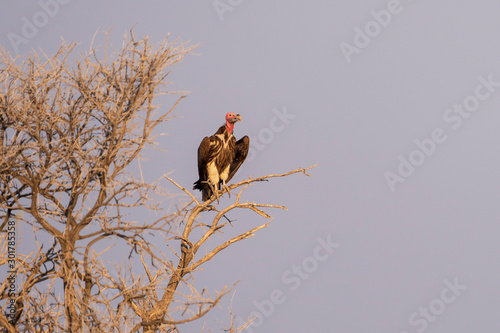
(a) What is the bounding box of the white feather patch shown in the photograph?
[207,161,219,185]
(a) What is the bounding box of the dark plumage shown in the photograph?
[193,113,249,201]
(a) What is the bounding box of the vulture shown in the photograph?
[193,113,250,201]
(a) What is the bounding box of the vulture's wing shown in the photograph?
[226,135,249,183]
[193,136,211,190]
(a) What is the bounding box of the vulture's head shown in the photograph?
[226,113,241,124]
[225,113,241,134]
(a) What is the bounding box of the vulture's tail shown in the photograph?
[193,180,212,202]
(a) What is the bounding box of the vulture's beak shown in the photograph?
[229,114,241,123]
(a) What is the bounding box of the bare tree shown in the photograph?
[0,32,315,333]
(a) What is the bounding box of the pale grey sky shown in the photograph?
[1,0,500,332]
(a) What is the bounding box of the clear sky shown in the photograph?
[1,0,500,332]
